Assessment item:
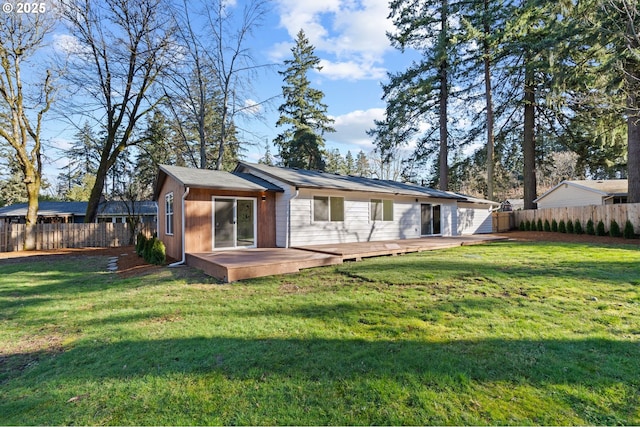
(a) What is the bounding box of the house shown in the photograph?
[154,162,498,262]
[534,179,628,209]
[0,201,157,225]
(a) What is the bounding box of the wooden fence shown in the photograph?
[0,223,156,252]
[492,212,515,232]
[512,203,640,234]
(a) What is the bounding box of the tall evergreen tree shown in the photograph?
[274,29,335,170]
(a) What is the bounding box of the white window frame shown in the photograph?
[313,196,344,222]
[370,199,394,222]
[165,192,174,235]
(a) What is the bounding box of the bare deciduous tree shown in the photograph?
[59,0,175,222]
[0,11,56,249]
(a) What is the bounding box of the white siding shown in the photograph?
[457,203,493,234]
[537,184,603,209]
[288,189,458,246]
[239,169,295,247]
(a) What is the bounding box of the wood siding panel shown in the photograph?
[183,187,278,252]
[157,177,185,261]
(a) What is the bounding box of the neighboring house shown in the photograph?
[0,201,157,224]
[154,162,498,262]
[534,179,628,209]
[500,199,524,212]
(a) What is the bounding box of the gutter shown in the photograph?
[286,187,299,248]
[169,186,190,267]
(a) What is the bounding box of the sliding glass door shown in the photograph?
[421,203,442,236]
[213,197,256,249]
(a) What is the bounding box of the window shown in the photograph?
[165,192,174,235]
[371,199,394,221]
[313,196,344,222]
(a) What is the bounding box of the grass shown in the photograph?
[1,241,639,425]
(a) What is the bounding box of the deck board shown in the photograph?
[186,235,507,282]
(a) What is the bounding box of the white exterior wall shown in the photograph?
[537,184,603,209]
[457,203,493,234]
[240,168,295,247]
[288,188,458,246]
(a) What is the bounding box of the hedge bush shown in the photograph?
[596,220,606,236]
[558,220,566,233]
[531,220,537,231]
[519,221,526,231]
[525,220,531,231]
[135,232,147,256]
[544,219,551,232]
[551,219,558,232]
[574,220,583,235]
[536,219,543,232]
[566,220,574,234]
[144,237,166,265]
[624,220,636,239]
[586,219,595,235]
[609,220,622,238]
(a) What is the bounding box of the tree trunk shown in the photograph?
[438,0,449,191]
[523,60,537,210]
[24,178,40,250]
[628,90,640,203]
[483,0,495,200]
[85,163,108,223]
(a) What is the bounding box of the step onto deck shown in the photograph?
[186,249,342,282]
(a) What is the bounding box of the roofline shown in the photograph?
[534,180,612,203]
[237,161,463,200]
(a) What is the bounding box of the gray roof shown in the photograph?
[236,162,463,200]
[154,164,283,199]
[0,201,156,217]
[535,179,628,203]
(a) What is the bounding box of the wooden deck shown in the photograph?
[296,235,506,260]
[186,249,342,283]
[187,235,507,282]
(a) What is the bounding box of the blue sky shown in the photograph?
[42,0,418,183]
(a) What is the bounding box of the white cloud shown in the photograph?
[243,99,262,115]
[328,108,384,150]
[319,59,386,81]
[271,0,394,81]
[52,33,84,55]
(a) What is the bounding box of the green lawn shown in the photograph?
[1,241,639,425]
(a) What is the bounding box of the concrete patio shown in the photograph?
[186,235,507,282]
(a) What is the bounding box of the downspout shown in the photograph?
[169,186,190,267]
[287,187,299,248]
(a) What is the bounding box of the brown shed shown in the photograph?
[153,165,283,262]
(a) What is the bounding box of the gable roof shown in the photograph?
[235,162,463,200]
[153,164,284,200]
[534,179,628,203]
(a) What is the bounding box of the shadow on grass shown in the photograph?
[2,335,639,423]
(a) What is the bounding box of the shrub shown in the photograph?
[624,220,636,239]
[551,219,558,232]
[609,220,622,238]
[525,220,531,231]
[144,237,166,265]
[566,220,574,234]
[519,220,526,231]
[530,220,537,231]
[544,219,551,232]
[596,220,606,236]
[586,219,595,235]
[536,219,543,232]
[558,220,566,233]
[135,232,147,257]
[574,220,583,235]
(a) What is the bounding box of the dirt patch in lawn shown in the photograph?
[0,246,166,278]
[497,230,640,246]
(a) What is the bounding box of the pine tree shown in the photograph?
[274,30,335,170]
